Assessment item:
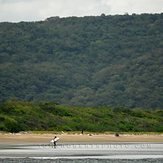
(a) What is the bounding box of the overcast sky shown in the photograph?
[0,0,163,22]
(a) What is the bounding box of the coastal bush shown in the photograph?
[0,100,162,132]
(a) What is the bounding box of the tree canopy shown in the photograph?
[0,14,163,108]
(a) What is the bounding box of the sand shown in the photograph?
[0,133,163,144]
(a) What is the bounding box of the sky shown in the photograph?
[0,0,163,22]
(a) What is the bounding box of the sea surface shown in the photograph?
[0,143,163,162]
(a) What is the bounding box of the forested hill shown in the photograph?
[0,14,163,108]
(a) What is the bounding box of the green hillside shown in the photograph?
[0,100,163,132]
[0,14,163,108]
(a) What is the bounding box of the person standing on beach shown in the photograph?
[53,136,59,146]
[50,136,59,147]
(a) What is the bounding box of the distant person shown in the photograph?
[115,133,119,137]
[53,136,60,146]
[51,136,59,146]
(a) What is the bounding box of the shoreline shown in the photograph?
[0,133,163,144]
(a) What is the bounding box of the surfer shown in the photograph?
[51,136,60,146]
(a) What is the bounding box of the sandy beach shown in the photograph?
[0,133,163,162]
[0,133,163,144]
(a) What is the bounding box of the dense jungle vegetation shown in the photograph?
[0,14,163,108]
[0,100,163,132]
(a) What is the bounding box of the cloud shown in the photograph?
[38,0,110,18]
[105,0,163,14]
[0,0,163,22]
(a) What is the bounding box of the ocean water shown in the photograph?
[0,158,163,163]
[0,143,163,162]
